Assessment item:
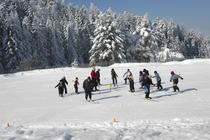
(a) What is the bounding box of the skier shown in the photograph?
[123,69,132,84]
[74,77,79,94]
[128,73,135,92]
[170,71,183,92]
[91,68,98,91]
[55,80,64,97]
[96,69,101,85]
[152,71,163,90]
[60,76,68,94]
[111,68,118,86]
[142,69,153,99]
[83,76,92,101]
[139,71,143,88]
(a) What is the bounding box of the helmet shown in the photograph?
[154,71,157,73]
[171,71,174,74]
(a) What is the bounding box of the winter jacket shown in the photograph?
[91,70,97,79]
[142,74,153,86]
[111,70,118,78]
[60,78,68,86]
[170,74,183,84]
[83,78,92,92]
[123,70,132,78]
[153,73,161,82]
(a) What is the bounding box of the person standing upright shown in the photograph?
[123,69,132,84]
[153,71,163,90]
[96,69,101,85]
[111,68,118,86]
[91,68,98,91]
[74,77,79,94]
[83,76,93,101]
[170,71,183,92]
[60,76,68,94]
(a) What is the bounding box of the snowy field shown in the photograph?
[1,59,210,140]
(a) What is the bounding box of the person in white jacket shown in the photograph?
[170,71,183,92]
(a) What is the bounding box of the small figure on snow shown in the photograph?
[96,69,101,85]
[55,80,64,97]
[74,77,79,94]
[142,69,153,99]
[111,68,118,86]
[83,76,93,101]
[123,69,132,84]
[128,73,135,92]
[60,76,68,94]
[152,71,163,90]
[170,71,183,92]
[91,68,98,91]
[139,71,143,88]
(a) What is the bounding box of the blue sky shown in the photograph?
[65,0,210,36]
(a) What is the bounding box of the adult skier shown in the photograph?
[83,76,93,101]
[111,68,118,86]
[60,76,68,94]
[170,71,183,92]
[152,71,163,90]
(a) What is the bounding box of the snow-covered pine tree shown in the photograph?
[132,13,159,62]
[89,9,126,66]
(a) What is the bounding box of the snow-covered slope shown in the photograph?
[0,59,210,139]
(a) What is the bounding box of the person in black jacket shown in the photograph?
[96,69,101,85]
[60,76,68,94]
[55,81,64,97]
[142,69,153,99]
[83,76,92,101]
[111,68,118,86]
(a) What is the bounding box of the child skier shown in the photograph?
[152,71,163,90]
[139,71,143,88]
[74,77,79,94]
[128,73,135,92]
[170,71,184,92]
[111,68,118,86]
[123,69,132,84]
[55,80,64,97]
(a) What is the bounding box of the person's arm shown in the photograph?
[123,71,128,77]
[178,75,184,80]
[55,83,59,88]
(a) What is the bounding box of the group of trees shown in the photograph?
[0,0,209,73]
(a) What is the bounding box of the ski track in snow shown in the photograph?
[1,59,210,139]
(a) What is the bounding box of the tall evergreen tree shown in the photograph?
[89,9,126,66]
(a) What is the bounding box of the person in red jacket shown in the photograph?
[91,68,98,91]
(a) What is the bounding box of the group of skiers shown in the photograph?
[55,67,183,100]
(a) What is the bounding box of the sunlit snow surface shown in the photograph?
[1,59,210,139]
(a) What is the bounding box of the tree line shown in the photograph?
[0,0,209,73]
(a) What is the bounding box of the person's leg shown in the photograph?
[89,91,92,101]
[115,77,117,85]
[112,78,115,86]
[85,92,88,100]
[64,85,67,94]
